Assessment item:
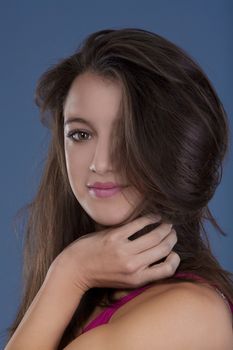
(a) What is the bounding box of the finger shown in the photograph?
[115,214,167,241]
[128,222,174,254]
[133,229,177,268]
[143,251,181,284]
[112,215,161,241]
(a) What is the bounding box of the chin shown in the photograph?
[94,212,136,232]
[94,219,124,230]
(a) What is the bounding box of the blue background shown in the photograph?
[0,0,232,347]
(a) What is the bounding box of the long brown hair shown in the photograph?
[5,27,233,348]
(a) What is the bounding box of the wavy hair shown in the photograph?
[6,27,233,348]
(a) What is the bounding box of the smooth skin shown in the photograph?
[62,70,179,300]
[63,72,144,232]
[5,72,233,349]
[60,215,233,350]
[5,215,181,350]
[5,216,233,349]
[59,71,233,347]
[64,284,233,350]
[60,215,178,292]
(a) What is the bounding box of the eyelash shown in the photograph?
[66,129,92,142]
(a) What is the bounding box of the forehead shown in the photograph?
[63,72,123,126]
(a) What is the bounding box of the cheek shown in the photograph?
[65,149,89,191]
[65,144,90,171]
[124,186,144,206]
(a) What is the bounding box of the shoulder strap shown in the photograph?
[82,271,233,334]
[81,284,152,333]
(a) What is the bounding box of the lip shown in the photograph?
[87,182,125,189]
[88,186,123,198]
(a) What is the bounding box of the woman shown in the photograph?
[5,27,233,349]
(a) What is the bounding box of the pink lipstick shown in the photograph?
[88,186,122,198]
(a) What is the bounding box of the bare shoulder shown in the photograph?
[108,282,233,349]
[63,282,233,350]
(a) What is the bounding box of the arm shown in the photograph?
[5,216,180,350]
[4,257,85,350]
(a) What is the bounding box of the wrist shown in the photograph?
[47,253,90,295]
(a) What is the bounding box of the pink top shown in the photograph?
[81,272,233,334]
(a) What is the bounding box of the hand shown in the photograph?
[52,215,180,293]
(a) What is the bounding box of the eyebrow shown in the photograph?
[64,117,94,128]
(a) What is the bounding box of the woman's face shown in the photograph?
[63,72,143,230]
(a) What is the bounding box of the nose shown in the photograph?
[90,137,113,174]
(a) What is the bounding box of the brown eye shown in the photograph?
[66,130,92,142]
